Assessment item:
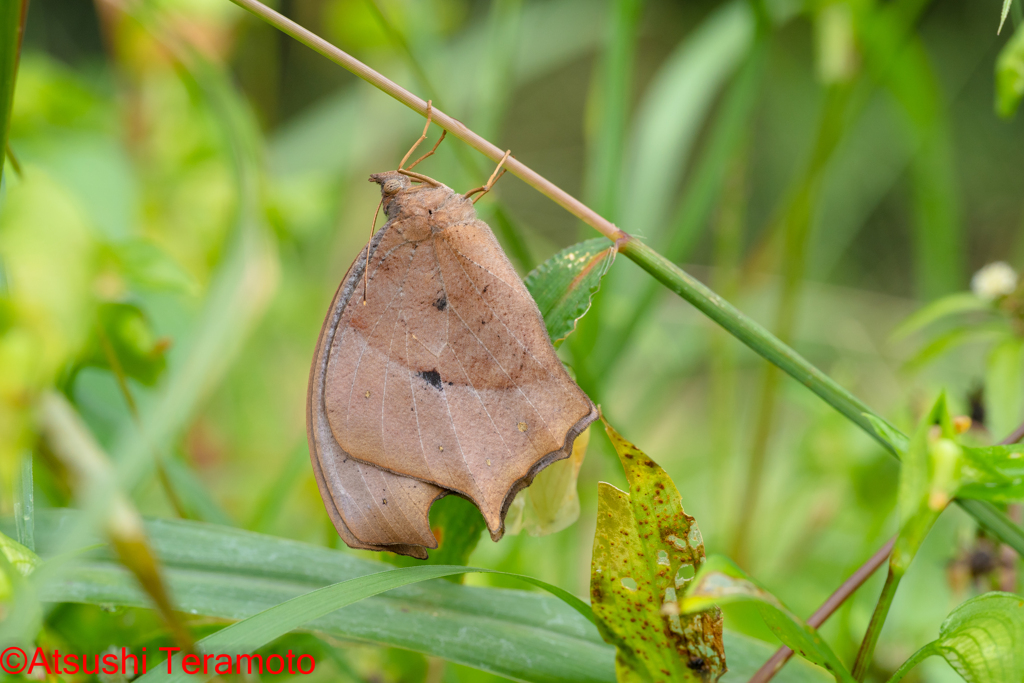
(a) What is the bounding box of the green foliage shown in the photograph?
[591,420,724,683]
[4,0,1024,680]
[523,237,616,347]
[888,593,1024,683]
[15,510,811,683]
[681,556,854,683]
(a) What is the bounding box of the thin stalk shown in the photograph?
[750,536,896,683]
[227,0,1024,556]
[884,642,938,683]
[851,567,903,680]
[97,324,191,520]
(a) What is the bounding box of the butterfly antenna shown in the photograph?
[465,150,511,203]
[400,100,435,171]
[363,197,384,305]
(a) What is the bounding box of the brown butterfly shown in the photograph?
[307,108,597,559]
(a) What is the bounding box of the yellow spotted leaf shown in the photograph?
[591,419,724,682]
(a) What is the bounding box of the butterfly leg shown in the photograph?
[464,149,511,203]
[400,100,446,171]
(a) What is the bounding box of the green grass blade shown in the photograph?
[15,452,33,551]
[0,0,26,184]
[619,0,754,237]
[134,564,594,683]
[18,511,826,683]
[585,0,644,220]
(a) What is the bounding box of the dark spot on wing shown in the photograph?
[418,369,443,390]
[434,295,447,311]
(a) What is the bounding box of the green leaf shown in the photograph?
[958,444,1024,501]
[681,556,854,683]
[591,420,724,682]
[997,22,1024,117]
[524,238,616,347]
[28,510,609,683]
[934,592,1024,682]
[890,292,990,340]
[888,593,1024,683]
[891,394,960,573]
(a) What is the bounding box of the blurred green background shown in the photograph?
[2,0,1024,680]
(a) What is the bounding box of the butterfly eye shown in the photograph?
[382,178,404,195]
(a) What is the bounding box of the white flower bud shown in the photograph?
[971,262,1018,301]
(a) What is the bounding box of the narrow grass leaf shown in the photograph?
[134,564,593,683]
[890,292,990,340]
[681,556,854,683]
[524,238,616,347]
[997,22,1024,117]
[1000,0,1014,34]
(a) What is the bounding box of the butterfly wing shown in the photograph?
[324,185,597,540]
[307,247,443,558]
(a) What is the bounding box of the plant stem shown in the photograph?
[851,567,903,680]
[750,536,896,683]
[226,0,1024,556]
[883,642,938,683]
